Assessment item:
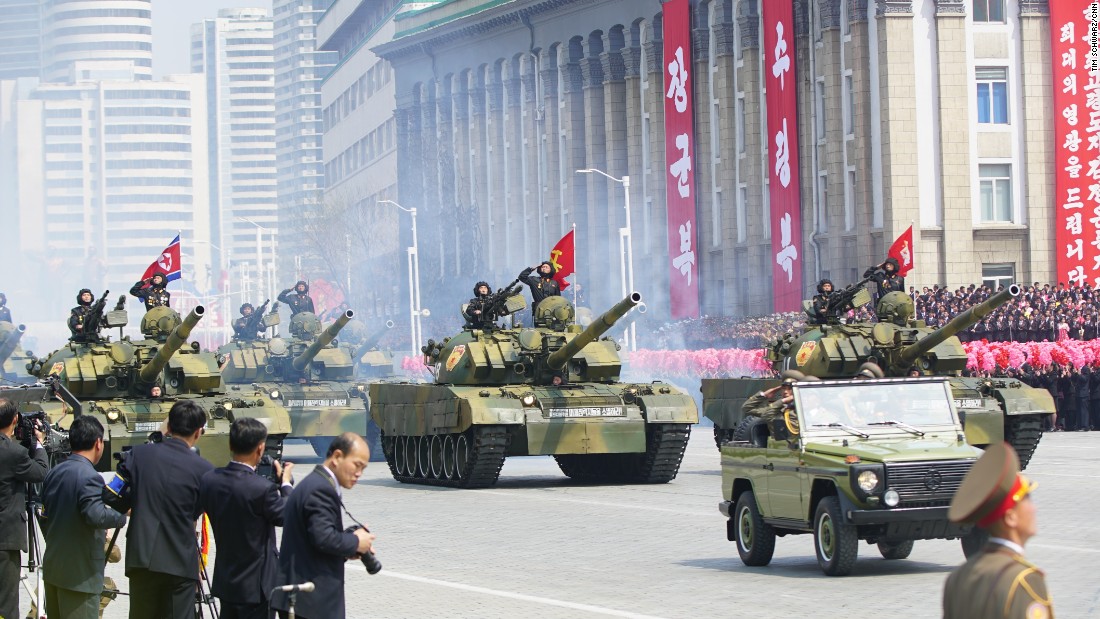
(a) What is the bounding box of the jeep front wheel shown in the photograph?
[877,540,914,560]
[734,491,776,567]
[813,496,858,576]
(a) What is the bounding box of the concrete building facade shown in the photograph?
[365,0,1057,321]
[192,8,278,302]
[42,0,154,83]
[0,0,41,80]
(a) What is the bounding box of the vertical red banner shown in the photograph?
[761,1,804,312]
[662,0,700,319]
[1051,1,1100,287]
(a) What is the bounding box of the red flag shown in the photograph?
[888,225,915,276]
[549,231,574,290]
[140,235,182,284]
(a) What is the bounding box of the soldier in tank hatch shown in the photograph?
[130,272,171,310]
[809,279,834,325]
[864,257,905,298]
[233,303,266,341]
[0,293,11,323]
[68,289,97,342]
[519,262,561,310]
[464,281,498,329]
[278,280,315,316]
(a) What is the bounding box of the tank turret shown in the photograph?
[0,323,26,367]
[354,320,395,361]
[546,292,641,370]
[292,310,354,372]
[138,306,204,385]
[896,285,1018,369]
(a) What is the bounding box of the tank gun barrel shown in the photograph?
[0,324,26,366]
[138,307,204,384]
[293,310,354,372]
[354,319,394,360]
[547,293,641,371]
[898,284,1020,368]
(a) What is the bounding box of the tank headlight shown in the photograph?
[105,409,121,422]
[224,402,233,411]
[857,470,879,493]
[269,389,280,400]
[357,385,366,393]
[884,489,901,507]
[520,393,536,407]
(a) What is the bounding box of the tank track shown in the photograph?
[1004,415,1044,470]
[381,426,508,488]
[554,423,692,484]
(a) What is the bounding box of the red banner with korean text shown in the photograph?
[762,1,804,312]
[1052,1,1100,286]
[662,0,699,319]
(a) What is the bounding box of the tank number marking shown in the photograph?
[134,422,159,432]
[953,398,982,409]
[286,399,350,408]
[545,407,624,418]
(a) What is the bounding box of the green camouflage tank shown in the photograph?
[370,291,698,488]
[218,308,370,457]
[24,302,291,470]
[702,284,1053,469]
[0,321,36,384]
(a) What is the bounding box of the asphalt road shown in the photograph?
[19,430,1100,618]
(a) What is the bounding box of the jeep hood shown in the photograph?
[804,439,980,463]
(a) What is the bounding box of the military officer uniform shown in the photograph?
[130,273,171,311]
[943,443,1053,619]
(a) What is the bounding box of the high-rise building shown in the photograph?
[274,0,336,284]
[42,0,154,83]
[0,69,210,312]
[0,0,42,79]
[191,8,277,301]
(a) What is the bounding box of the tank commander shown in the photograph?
[943,442,1052,618]
[233,303,267,341]
[464,281,499,330]
[130,272,171,311]
[809,279,834,325]
[519,262,561,310]
[864,257,905,298]
[68,289,98,342]
[0,293,11,323]
[278,280,315,316]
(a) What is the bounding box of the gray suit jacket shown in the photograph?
[41,453,127,593]
[0,432,48,551]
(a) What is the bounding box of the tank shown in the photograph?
[218,309,370,457]
[702,284,1054,468]
[24,305,292,471]
[370,292,699,488]
[0,322,36,384]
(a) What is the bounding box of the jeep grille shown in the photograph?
[885,460,974,507]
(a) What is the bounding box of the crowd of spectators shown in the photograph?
[915,282,1100,342]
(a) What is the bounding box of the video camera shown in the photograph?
[258,453,281,484]
[13,410,70,457]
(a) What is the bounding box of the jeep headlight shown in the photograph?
[884,489,901,507]
[857,470,879,493]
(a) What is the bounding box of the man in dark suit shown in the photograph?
[200,418,295,619]
[115,399,214,619]
[41,416,128,618]
[0,398,47,619]
[271,433,374,619]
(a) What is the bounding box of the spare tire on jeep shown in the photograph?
[733,415,768,447]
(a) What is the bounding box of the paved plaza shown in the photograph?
[19,429,1100,618]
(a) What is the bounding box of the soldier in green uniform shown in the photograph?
[742,370,802,423]
[943,442,1053,619]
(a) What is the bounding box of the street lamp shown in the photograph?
[575,168,636,351]
[378,200,423,359]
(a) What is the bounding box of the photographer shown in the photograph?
[271,432,374,619]
[200,418,294,619]
[41,416,127,619]
[115,399,213,619]
[0,398,47,619]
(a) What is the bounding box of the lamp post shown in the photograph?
[378,200,422,359]
[575,168,636,351]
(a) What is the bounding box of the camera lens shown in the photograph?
[361,551,382,575]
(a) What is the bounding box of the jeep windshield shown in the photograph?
[795,379,957,435]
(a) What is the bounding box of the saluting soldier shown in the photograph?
[130,272,171,310]
[943,442,1053,619]
[277,280,315,316]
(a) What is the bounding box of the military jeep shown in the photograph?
[719,377,984,576]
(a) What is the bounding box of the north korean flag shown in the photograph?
[140,235,182,283]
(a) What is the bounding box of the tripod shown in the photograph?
[19,484,45,619]
[196,546,219,619]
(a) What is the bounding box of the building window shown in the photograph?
[736,95,745,154]
[816,173,828,233]
[979,163,1013,222]
[976,67,1008,124]
[841,0,850,36]
[982,263,1015,289]
[737,184,747,242]
[973,0,1005,23]
[846,168,856,231]
[815,79,825,141]
[844,73,854,138]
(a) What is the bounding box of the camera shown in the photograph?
[344,525,382,574]
[13,410,70,458]
[258,454,281,484]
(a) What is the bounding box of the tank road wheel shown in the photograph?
[1004,415,1045,470]
[877,540,914,560]
[442,435,456,480]
[734,491,776,567]
[417,436,432,478]
[814,496,858,576]
[393,436,407,477]
[450,426,508,489]
[429,435,445,479]
[961,527,990,558]
[454,433,471,481]
[403,436,418,477]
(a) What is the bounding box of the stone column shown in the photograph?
[846,0,877,272]
[737,0,769,314]
[559,44,588,286]
[435,79,456,277]
[581,38,608,305]
[520,55,542,258]
[486,65,506,275]
[818,0,844,278]
[539,47,562,243]
[644,17,669,316]
[503,64,523,261]
[602,30,629,307]
[691,2,716,313]
[468,71,490,273]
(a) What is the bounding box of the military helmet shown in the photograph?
[780,369,806,385]
[474,281,491,297]
[876,291,915,326]
[240,303,254,315]
[816,279,833,294]
[77,288,94,306]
